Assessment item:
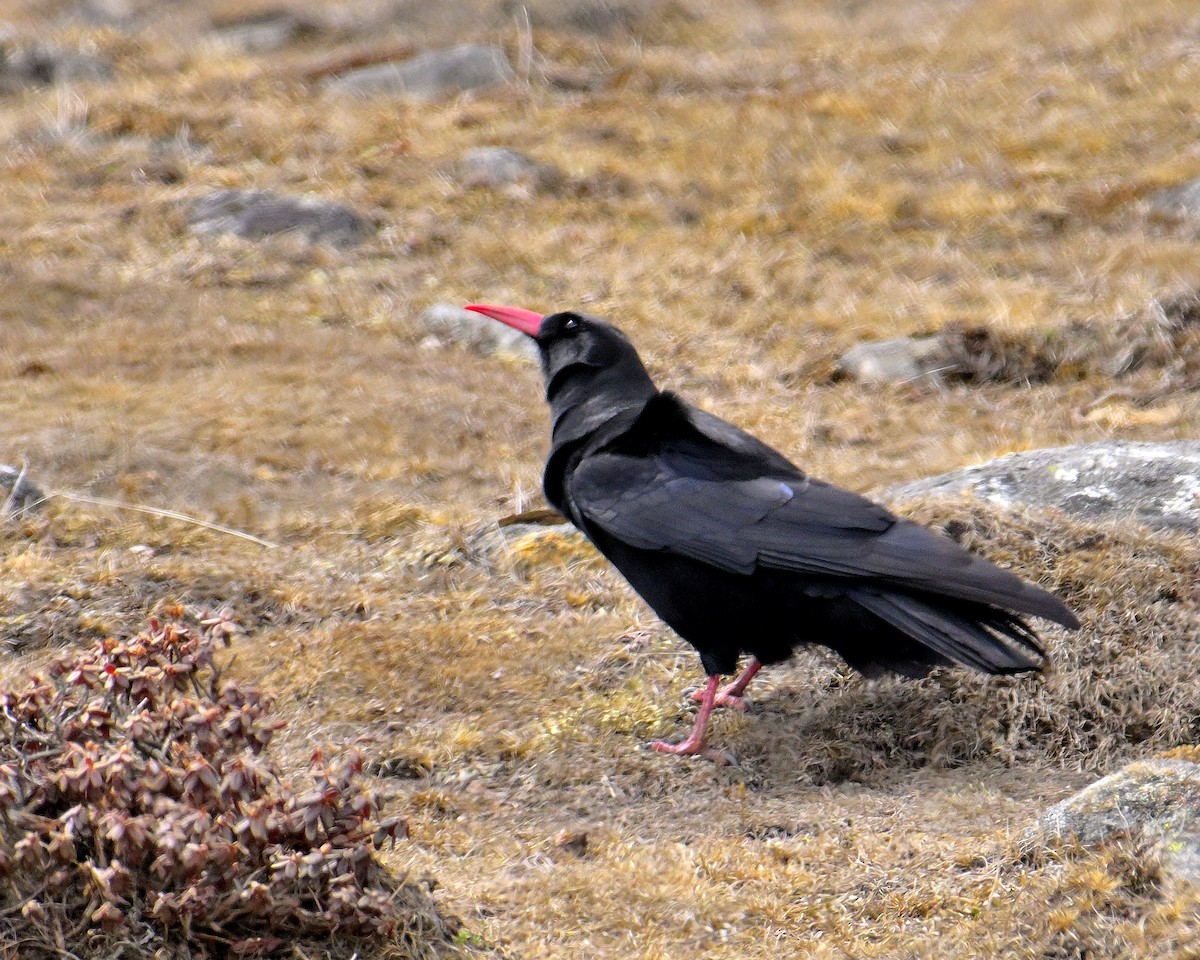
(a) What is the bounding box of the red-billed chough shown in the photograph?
[464,304,1080,761]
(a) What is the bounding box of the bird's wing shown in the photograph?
[568,393,1077,626]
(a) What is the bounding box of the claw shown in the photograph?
[651,738,731,764]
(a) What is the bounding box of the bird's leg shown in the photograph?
[654,674,727,760]
[689,657,762,712]
[719,656,763,705]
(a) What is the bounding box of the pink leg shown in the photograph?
[690,657,762,712]
[653,674,727,761]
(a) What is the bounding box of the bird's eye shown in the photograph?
[563,316,579,331]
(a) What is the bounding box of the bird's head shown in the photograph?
[463,305,656,415]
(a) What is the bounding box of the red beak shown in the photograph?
[464,304,545,337]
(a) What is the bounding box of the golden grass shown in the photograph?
[3,0,1200,956]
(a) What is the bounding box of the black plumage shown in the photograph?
[465,305,1080,758]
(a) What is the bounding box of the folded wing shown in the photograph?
[569,392,1078,629]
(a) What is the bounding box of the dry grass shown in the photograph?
[3,0,1200,956]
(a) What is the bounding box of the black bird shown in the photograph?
[464,304,1080,760]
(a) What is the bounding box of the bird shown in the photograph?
[463,304,1080,761]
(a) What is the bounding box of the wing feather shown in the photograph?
[568,394,1077,627]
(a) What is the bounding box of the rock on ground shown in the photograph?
[209,11,322,53]
[1,465,46,516]
[1039,757,1200,886]
[187,190,372,246]
[526,0,664,35]
[836,335,946,385]
[418,304,540,362]
[322,44,512,100]
[0,41,113,93]
[1149,178,1200,220]
[458,147,562,191]
[887,441,1200,532]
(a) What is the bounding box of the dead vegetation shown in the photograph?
[934,289,1200,393]
[0,609,451,960]
[2,0,1200,957]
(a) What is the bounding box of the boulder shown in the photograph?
[1039,757,1200,886]
[187,190,372,247]
[322,44,512,101]
[836,335,946,385]
[210,10,322,53]
[888,441,1200,532]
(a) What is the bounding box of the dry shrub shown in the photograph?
[937,289,1200,390]
[1032,837,1200,960]
[0,609,451,960]
[937,321,1062,385]
[748,499,1200,782]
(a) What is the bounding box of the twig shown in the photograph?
[295,41,417,83]
[515,5,534,88]
[50,492,279,549]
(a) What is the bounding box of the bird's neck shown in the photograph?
[541,361,657,514]
[547,361,658,452]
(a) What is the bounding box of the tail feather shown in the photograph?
[849,589,1046,675]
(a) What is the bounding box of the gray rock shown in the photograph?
[888,441,1200,532]
[75,0,156,25]
[1168,830,1200,885]
[187,190,372,246]
[210,10,321,53]
[1039,758,1200,885]
[1149,178,1200,219]
[836,335,947,385]
[1,465,46,516]
[322,43,512,100]
[0,42,113,93]
[459,147,561,191]
[418,304,539,363]
[527,0,645,34]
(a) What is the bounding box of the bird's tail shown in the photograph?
[848,589,1047,675]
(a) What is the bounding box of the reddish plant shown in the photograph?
[0,608,443,959]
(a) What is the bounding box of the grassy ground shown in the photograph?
[3,0,1200,956]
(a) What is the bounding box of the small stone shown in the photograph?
[458,147,561,191]
[1041,759,1200,846]
[210,10,321,53]
[322,44,512,101]
[1,465,46,516]
[75,0,155,24]
[836,336,946,385]
[1149,178,1200,220]
[187,189,372,247]
[0,41,113,94]
[417,304,539,362]
[526,0,666,35]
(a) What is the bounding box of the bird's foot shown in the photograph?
[651,738,732,765]
[688,685,748,712]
